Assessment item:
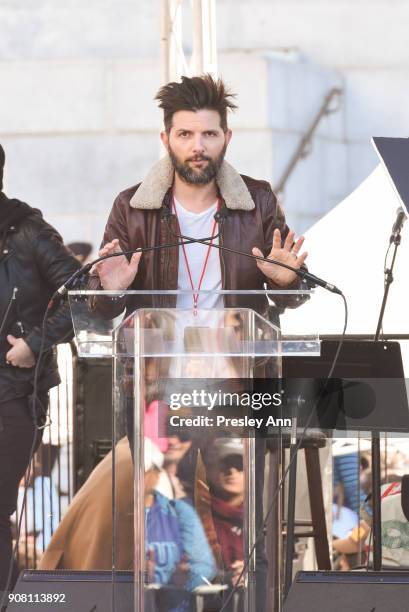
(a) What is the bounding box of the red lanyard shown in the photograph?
[172,195,220,312]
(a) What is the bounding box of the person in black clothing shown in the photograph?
[0,144,80,592]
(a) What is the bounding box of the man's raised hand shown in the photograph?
[94,239,142,291]
[252,229,308,287]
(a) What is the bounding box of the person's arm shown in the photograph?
[173,499,216,590]
[23,224,81,356]
[333,521,370,554]
[255,186,310,311]
[88,192,141,318]
[89,191,141,291]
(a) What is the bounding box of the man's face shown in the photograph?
[207,454,244,498]
[164,435,192,463]
[160,109,232,185]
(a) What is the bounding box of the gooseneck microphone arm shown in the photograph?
[49,212,342,308]
[48,237,203,308]
[48,208,228,308]
[174,230,342,295]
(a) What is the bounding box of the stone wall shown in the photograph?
[0,0,407,243]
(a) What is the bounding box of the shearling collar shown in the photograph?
[130,156,255,211]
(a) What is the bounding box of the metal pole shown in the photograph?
[161,0,217,83]
[160,0,171,85]
[192,0,218,76]
[192,0,204,75]
[266,448,282,611]
[160,0,185,84]
[371,231,402,570]
[284,421,298,599]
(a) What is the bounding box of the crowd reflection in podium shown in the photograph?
[40,310,254,611]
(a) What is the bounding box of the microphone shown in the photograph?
[162,202,228,224]
[47,262,94,310]
[295,269,342,295]
[214,204,228,223]
[160,205,172,221]
[390,207,407,243]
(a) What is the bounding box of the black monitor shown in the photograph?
[372,136,409,215]
[282,340,409,434]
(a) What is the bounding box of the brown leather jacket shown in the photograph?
[90,157,307,315]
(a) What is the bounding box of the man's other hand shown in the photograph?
[252,229,308,287]
[93,239,142,290]
[6,335,36,368]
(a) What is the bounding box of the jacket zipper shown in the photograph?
[166,214,178,288]
[219,230,226,286]
[219,205,226,307]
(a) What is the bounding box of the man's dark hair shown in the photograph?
[0,144,5,191]
[155,74,237,133]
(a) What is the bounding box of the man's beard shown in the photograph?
[168,144,226,185]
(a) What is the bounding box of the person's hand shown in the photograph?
[172,554,190,588]
[6,335,36,368]
[230,560,245,587]
[146,548,156,582]
[93,239,142,290]
[252,229,308,287]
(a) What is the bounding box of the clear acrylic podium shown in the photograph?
[69,289,319,612]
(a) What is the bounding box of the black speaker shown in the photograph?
[7,570,198,611]
[7,570,133,611]
[284,571,409,612]
[73,357,113,491]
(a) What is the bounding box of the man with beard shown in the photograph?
[91,74,309,611]
[92,74,307,304]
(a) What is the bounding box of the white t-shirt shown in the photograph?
[173,198,223,310]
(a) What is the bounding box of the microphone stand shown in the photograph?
[371,208,405,570]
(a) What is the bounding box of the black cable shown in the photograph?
[0,306,62,610]
[0,217,343,608]
[219,293,348,611]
